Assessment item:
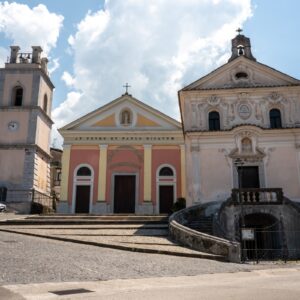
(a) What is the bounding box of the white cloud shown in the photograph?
[61,71,75,87]
[52,91,82,128]
[0,46,8,66]
[0,2,63,55]
[48,58,60,75]
[55,0,252,130]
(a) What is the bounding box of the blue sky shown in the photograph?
[0,0,299,145]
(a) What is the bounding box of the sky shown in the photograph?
[0,0,299,147]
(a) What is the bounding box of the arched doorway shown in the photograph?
[73,165,94,213]
[243,213,282,260]
[157,165,176,214]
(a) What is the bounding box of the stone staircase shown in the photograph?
[186,216,214,235]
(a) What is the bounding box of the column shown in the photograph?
[143,144,152,202]
[60,145,71,201]
[180,144,186,198]
[98,144,108,201]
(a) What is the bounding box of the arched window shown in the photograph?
[77,166,91,176]
[43,94,48,113]
[13,86,23,106]
[159,167,174,176]
[208,111,220,131]
[269,109,282,129]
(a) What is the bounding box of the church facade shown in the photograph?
[58,94,185,214]
[179,32,300,206]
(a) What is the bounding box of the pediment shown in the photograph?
[60,94,181,132]
[182,56,300,91]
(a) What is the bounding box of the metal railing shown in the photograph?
[32,189,53,209]
[231,188,283,205]
[241,229,300,262]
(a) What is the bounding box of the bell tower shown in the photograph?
[0,46,54,213]
[228,28,256,62]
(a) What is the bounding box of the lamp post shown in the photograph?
[234,158,246,261]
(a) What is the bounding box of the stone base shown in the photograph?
[6,201,32,214]
[136,202,155,215]
[91,202,110,214]
[56,201,71,214]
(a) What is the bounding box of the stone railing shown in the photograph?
[231,188,283,205]
[169,203,241,263]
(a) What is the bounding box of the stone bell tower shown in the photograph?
[228,28,256,62]
[0,46,54,213]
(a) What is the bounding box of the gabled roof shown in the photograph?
[181,56,300,91]
[59,93,182,132]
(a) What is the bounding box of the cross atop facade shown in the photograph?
[123,82,131,94]
[236,28,243,35]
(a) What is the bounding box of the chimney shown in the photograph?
[10,46,20,63]
[31,46,43,64]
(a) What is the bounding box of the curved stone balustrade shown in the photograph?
[169,203,241,263]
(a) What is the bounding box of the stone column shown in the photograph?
[143,144,152,202]
[60,145,71,201]
[180,144,186,198]
[98,145,108,201]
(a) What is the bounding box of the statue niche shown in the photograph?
[120,109,132,126]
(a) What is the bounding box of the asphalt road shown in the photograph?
[2,268,300,300]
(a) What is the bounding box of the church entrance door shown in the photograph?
[75,185,90,213]
[239,166,260,188]
[159,185,174,214]
[114,175,136,214]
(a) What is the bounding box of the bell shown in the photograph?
[238,46,244,56]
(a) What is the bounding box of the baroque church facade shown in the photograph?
[0,46,54,213]
[179,32,300,206]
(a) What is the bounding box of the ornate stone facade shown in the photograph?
[179,33,300,206]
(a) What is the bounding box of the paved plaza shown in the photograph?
[1,216,300,299]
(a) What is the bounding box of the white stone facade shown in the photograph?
[179,34,300,207]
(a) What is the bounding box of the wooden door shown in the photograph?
[75,185,90,213]
[159,185,174,214]
[114,175,136,213]
[239,166,260,188]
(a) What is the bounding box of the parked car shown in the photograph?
[0,202,6,212]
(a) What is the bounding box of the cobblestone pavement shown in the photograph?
[0,224,222,259]
[1,231,299,285]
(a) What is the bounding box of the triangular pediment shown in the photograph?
[182,56,300,91]
[59,94,181,133]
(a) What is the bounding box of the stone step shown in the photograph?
[0,214,169,226]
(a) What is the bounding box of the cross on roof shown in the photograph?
[236,28,243,35]
[123,82,131,94]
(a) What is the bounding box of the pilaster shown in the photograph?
[180,144,186,198]
[143,144,152,202]
[98,144,108,201]
[60,145,71,201]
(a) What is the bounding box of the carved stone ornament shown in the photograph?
[207,95,220,106]
[269,92,282,103]
[237,102,252,120]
